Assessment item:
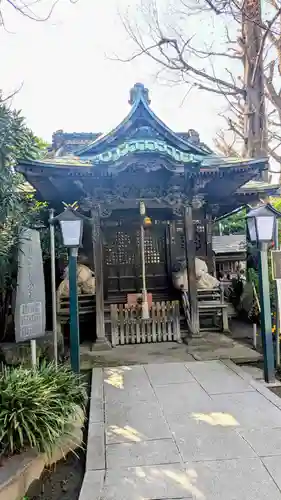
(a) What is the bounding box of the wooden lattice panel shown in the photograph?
[104,223,169,293]
[136,231,165,264]
[105,230,136,265]
[110,301,181,345]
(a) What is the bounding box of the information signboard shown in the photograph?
[271,250,281,280]
[15,228,46,343]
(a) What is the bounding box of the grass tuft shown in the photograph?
[0,362,87,458]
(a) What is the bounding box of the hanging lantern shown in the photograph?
[143,216,152,228]
[140,201,146,216]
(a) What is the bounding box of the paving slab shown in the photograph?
[81,360,281,499]
[186,360,231,374]
[101,463,194,500]
[86,422,105,471]
[105,400,171,444]
[189,370,255,395]
[154,381,213,414]
[169,416,256,462]
[211,391,281,428]
[103,365,156,403]
[90,368,104,399]
[105,417,171,445]
[78,470,105,500]
[88,368,104,424]
[184,458,281,499]
[104,384,156,403]
[105,399,165,422]
[106,438,181,468]
[262,455,281,490]
[238,427,281,457]
[144,362,196,385]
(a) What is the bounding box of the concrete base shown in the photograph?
[79,331,262,370]
[257,379,281,388]
[92,338,112,351]
[239,365,281,387]
[188,332,262,363]
[189,332,204,339]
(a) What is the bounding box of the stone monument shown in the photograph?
[15,228,46,343]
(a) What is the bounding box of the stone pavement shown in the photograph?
[80,332,261,370]
[79,360,281,499]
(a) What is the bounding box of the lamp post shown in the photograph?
[246,204,277,383]
[51,204,85,373]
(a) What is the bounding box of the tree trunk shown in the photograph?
[243,0,268,180]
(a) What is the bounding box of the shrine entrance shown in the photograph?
[103,216,169,298]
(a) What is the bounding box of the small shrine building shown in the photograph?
[17,83,279,346]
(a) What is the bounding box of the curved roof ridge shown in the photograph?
[76,83,211,156]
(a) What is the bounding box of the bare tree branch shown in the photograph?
[119,0,281,178]
[1,0,75,25]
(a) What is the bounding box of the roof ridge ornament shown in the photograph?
[129,83,151,106]
[187,129,200,145]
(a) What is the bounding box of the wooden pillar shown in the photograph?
[205,209,215,276]
[91,208,111,350]
[184,204,200,336]
[169,220,177,271]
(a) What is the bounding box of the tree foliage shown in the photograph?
[213,209,247,235]
[0,99,47,339]
[213,198,281,239]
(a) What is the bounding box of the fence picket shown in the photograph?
[111,304,118,346]
[110,300,180,345]
[119,305,124,344]
[124,307,129,344]
[167,301,173,341]
[161,301,167,341]
[130,308,136,344]
[141,316,146,343]
[151,304,157,342]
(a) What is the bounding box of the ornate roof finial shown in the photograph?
[187,129,200,145]
[129,83,151,106]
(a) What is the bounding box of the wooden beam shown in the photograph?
[184,204,200,336]
[91,208,111,350]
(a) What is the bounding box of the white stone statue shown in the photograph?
[172,258,219,291]
[57,264,96,298]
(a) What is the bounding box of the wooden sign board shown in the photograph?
[15,229,46,343]
[271,250,281,280]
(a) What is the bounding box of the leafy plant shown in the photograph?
[0,99,48,339]
[39,221,68,262]
[213,209,246,236]
[0,363,87,459]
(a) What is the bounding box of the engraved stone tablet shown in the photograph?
[15,228,46,343]
[272,250,281,280]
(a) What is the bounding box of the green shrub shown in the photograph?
[0,363,87,459]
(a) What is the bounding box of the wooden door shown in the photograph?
[138,224,169,291]
[104,221,169,296]
[104,226,140,295]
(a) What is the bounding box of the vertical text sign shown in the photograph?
[15,229,46,343]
